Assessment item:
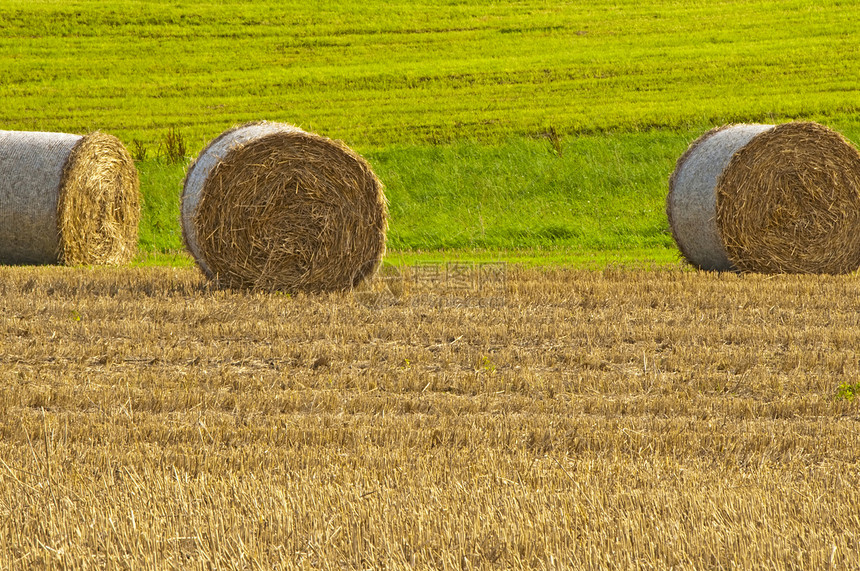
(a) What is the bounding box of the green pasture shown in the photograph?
[2,0,859,265]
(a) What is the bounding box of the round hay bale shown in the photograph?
[667,122,860,274]
[182,122,388,291]
[0,130,140,266]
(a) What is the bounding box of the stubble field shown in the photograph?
[1,264,858,569]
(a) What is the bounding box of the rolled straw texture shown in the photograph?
[667,122,860,274]
[182,122,388,291]
[0,130,140,265]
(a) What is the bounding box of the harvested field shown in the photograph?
[0,265,858,569]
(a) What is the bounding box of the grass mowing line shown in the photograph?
[132,247,683,270]
[1,1,859,145]
[381,247,683,270]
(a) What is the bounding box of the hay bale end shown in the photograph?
[182,122,388,291]
[667,122,860,274]
[0,130,140,266]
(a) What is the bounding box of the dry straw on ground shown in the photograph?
[182,122,388,292]
[0,130,140,266]
[1,266,859,569]
[667,122,860,274]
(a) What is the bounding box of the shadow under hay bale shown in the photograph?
[0,131,140,266]
[667,122,860,274]
[182,122,388,292]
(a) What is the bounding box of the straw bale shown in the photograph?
[667,122,860,274]
[182,122,388,291]
[667,124,773,271]
[0,130,140,265]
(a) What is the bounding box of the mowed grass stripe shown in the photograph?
[1,1,859,145]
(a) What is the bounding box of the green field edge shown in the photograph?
[131,246,686,271]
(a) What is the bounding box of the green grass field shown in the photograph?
[2,0,860,263]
